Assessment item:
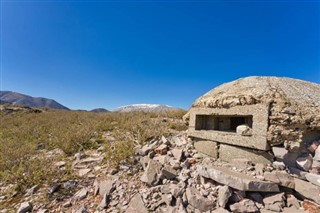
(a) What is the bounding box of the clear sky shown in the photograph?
[1,0,319,110]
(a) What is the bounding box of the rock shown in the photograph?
[294,178,320,204]
[171,148,183,161]
[63,180,77,189]
[218,185,232,208]
[272,147,288,161]
[154,144,168,155]
[310,160,320,174]
[98,179,115,197]
[45,148,65,157]
[236,124,252,136]
[100,191,111,209]
[288,166,308,179]
[48,182,60,195]
[140,156,151,170]
[212,207,230,213]
[185,187,216,212]
[172,136,187,147]
[17,202,33,213]
[247,192,263,204]
[193,140,218,158]
[161,165,178,180]
[140,159,162,186]
[74,206,89,213]
[302,200,320,213]
[306,173,320,187]
[264,171,295,188]
[197,164,279,192]
[314,145,320,161]
[263,192,286,212]
[125,193,148,213]
[272,161,286,170]
[286,194,300,209]
[153,155,167,165]
[296,154,313,171]
[255,163,266,176]
[231,158,252,170]
[62,200,72,208]
[78,168,91,177]
[140,140,159,156]
[229,199,258,213]
[75,188,88,200]
[25,185,38,196]
[54,161,66,168]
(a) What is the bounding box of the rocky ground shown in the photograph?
[1,131,320,213]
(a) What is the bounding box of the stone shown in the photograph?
[286,194,300,209]
[17,202,33,213]
[161,165,178,180]
[255,163,266,176]
[264,171,295,188]
[140,159,162,186]
[272,161,286,170]
[48,182,60,195]
[219,144,273,164]
[314,146,320,161]
[288,166,308,179]
[140,140,159,156]
[247,192,263,204]
[54,161,66,168]
[125,193,148,213]
[296,154,313,171]
[306,173,320,187]
[154,144,168,155]
[229,199,258,213]
[236,124,252,136]
[98,179,115,197]
[75,188,88,200]
[231,158,252,170]
[25,185,39,196]
[193,140,218,158]
[74,206,89,213]
[63,200,72,208]
[153,155,167,165]
[171,148,183,161]
[310,160,320,174]
[197,164,279,192]
[78,168,91,177]
[218,185,232,208]
[263,192,286,212]
[100,191,111,208]
[63,180,77,189]
[272,147,288,161]
[185,187,216,212]
[302,200,320,213]
[140,156,151,170]
[212,207,230,213]
[294,178,320,204]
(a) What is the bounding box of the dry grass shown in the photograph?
[0,106,187,193]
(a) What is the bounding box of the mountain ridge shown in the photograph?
[0,91,69,110]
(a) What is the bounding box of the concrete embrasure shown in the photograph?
[197,164,279,192]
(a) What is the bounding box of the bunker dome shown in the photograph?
[185,76,320,163]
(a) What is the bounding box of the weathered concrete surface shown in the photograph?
[186,187,216,212]
[140,159,162,186]
[193,140,218,158]
[294,178,320,204]
[186,76,320,150]
[197,164,279,192]
[219,144,273,164]
[264,171,295,189]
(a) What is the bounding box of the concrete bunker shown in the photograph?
[185,76,320,165]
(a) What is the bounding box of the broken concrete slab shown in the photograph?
[193,140,218,158]
[219,144,273,164]
[264,171,295,188]
[294,177,320,204]
[171,148,183,161]
[197,164,279,192]
[272,147,288,161]
[161,165,178,180]
[229,199,259,213]
[98,179,115,197]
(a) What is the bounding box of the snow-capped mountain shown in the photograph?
[113,104,182,113]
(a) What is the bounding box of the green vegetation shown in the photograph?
[0,106,187,194]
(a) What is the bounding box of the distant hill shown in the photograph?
[90,108,110,113]
[0,91,69,110]
[113,104,183,113]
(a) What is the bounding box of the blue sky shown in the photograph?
[1,0,319,110]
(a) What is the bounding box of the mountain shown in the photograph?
[90,108,110,113]
[0,91,69,110]
[113,104,183,113]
